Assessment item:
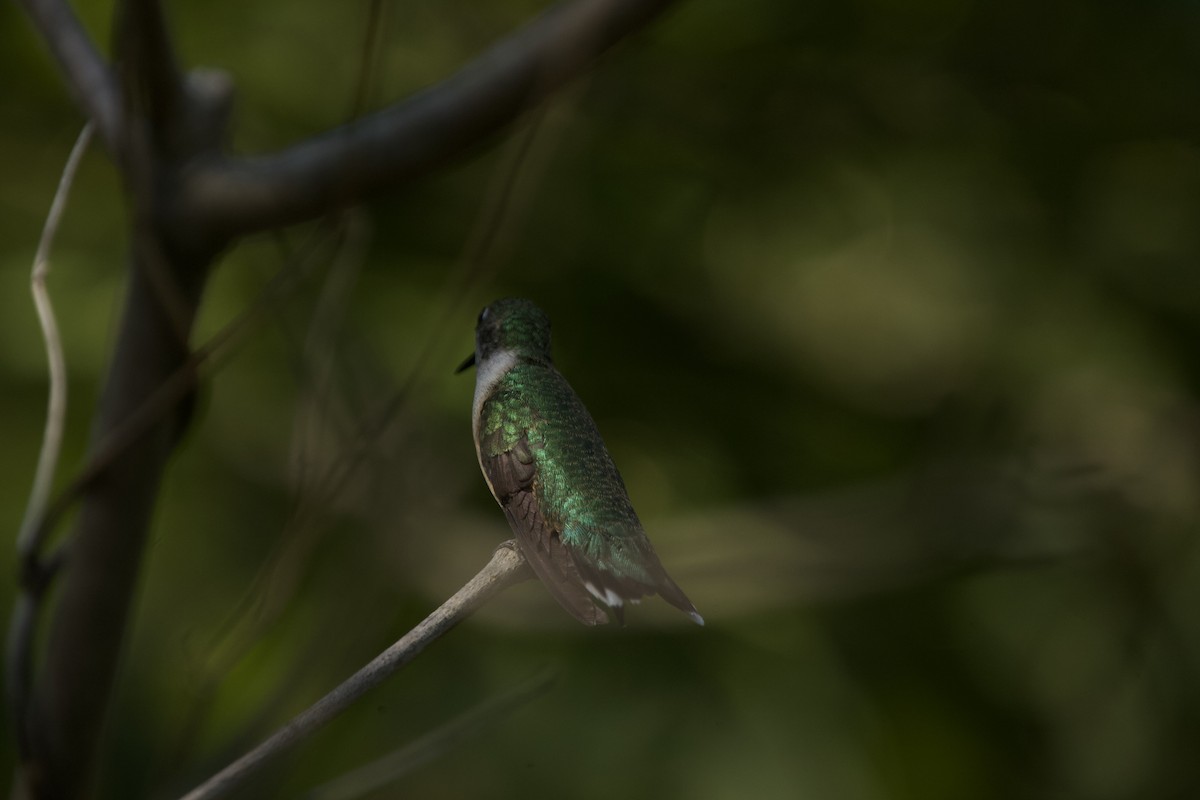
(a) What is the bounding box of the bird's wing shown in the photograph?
[478,398,608,626]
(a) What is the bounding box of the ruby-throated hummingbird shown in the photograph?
[457,298,703,626]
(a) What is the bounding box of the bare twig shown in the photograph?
[8,121,94,759]
[14,0,121,153]
[183,0,680,237]
[304,667,557,800]
[17,121,95,562]
[178,542,530,800]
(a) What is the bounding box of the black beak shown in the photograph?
[455,353,477,374]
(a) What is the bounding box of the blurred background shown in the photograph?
[3,0,1200,797]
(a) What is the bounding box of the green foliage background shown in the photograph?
[2,0,1200,797]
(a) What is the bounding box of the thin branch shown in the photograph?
[304,667,557,800]
[8,121,95,761]
[16,122,95,563]
[178,542,530,800]
[182,0,680,238]
[15,0,121,153]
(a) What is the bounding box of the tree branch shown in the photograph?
[15,0,121,153]
[178,542,530,800]
[182,0,680,239]
[114,0,186,156]
[8,121,94,765]
[18,238,215,800]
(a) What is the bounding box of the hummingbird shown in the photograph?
[457,298,703,626]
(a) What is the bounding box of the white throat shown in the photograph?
[471,348,519,433]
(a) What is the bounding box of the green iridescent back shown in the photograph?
[480,361,657,584]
